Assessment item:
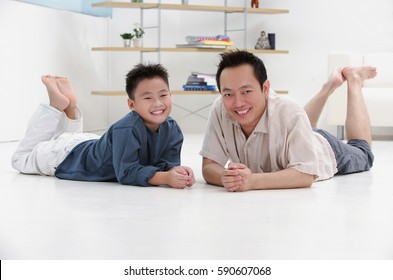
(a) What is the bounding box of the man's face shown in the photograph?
[128,77,172,132]
[220,64,269,136]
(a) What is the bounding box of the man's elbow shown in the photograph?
[202,162,224,187]
[201,166,215,185]
[302,174,315,188]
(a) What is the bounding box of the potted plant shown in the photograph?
[132,23,145,48]
[120,33,134,47]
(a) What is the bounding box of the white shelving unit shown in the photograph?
[91,1,289,96]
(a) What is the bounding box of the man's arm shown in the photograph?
[203,158,314,191]
[254,168,314,190]
[224,163,314,191]
[202,157,226,187]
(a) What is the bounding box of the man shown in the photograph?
[200,50,376,191]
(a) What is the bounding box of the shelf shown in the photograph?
[91,47,289,54]
[92,2,289,14]
[247,7,289,14]
[92,47,158,52]
[91,2,289,99]
[92,90,288,96]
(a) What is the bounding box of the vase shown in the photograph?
[268,33,276,50]
[133,38,143,48]
[123,39,131,47]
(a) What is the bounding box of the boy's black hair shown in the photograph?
[125,63,169,100]
[216,50,268,92]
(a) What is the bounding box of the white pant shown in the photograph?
[11,104,99,176]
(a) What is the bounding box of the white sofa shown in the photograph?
[327,52,393,138]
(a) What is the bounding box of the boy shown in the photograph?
[12,63,195,188]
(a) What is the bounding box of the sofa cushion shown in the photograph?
[364,53,393,87]
[362,87,393,127]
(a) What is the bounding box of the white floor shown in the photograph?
[1,134,393,260]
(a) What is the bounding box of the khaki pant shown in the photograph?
[11,104,99,176]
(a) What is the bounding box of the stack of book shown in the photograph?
[182,71,217,91]
[176,35,233,49]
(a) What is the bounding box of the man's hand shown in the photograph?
[221,162,253,192]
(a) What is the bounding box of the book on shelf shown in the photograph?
[177,35,233,49]
[175,44,228,49]
[186,76,205,83]
[182,85,217,91]
[186,35,231,43]
[182,72,218,92]
[202,40,233,46]
[191,71,216,80]
[186,81,208,85]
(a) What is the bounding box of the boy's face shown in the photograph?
[128,77,172,132]
[220,64,269,137]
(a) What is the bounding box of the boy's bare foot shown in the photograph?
[55,76,77,109]
[55,76,77,119]
[41,75,70,111]
[342,66,377,86]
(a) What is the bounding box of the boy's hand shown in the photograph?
[221,162,252,192]
[167,166,196,188]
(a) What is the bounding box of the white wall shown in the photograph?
[0,0,108,142]
[105,0,393,135]
[1,0,393,141]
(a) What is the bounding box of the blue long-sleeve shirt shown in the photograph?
[54,112,183,186]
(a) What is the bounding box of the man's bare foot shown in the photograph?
[41,75,70,111]
[342,66,377,86]
[324,67,346,95]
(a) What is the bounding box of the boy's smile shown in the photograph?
[128,77,172,132]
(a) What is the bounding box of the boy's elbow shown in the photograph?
[117,176,129,185]
[117,173,137,186]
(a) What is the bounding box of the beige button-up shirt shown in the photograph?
[200,90,337,181]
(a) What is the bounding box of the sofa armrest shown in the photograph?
[328,52,393,134]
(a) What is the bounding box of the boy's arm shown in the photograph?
[154,122,183,170]
[112,120,184,187]
[149,166,195,188]
[112,128,159,186]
